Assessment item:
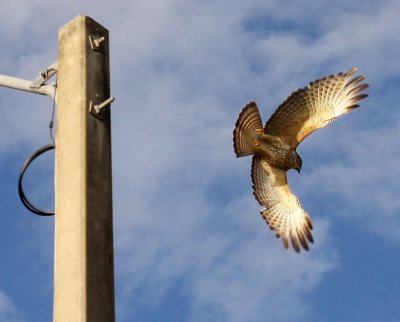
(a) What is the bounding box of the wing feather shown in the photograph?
[251,156,313,252]
[264,67,369,148]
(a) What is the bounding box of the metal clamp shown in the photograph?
[0,61,57,98]
[29,62,58,89]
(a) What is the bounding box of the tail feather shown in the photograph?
[233,102,263,157]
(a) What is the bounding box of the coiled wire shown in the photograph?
[18,143,55,216]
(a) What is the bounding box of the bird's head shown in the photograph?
[291,151,302,173]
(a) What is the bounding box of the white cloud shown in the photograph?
[0,290,25,322]
[298,121,400,243]
[185,219,336,322]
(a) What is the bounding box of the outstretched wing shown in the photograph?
[264,67,368,148]
[251,156,313,252]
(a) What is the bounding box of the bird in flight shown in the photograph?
[233,68,368,252]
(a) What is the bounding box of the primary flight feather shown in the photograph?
[233,68,368,252]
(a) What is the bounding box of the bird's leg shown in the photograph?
[253,127,264,146]
[254,127,263,146]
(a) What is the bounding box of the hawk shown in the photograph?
[233,68,368,252]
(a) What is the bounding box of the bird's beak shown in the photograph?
[296,168,301,174]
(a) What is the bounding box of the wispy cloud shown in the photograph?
[0,290,25,322]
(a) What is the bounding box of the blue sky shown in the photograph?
[0,0,399,321]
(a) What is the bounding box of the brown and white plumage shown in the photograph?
[233,68,368,252]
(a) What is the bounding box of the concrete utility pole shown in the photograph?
[0,15,115,321]
[54,16,115,322]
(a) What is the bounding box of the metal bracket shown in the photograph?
[29,61,58,89]
[0,61,58,98]
[89,96,114,119]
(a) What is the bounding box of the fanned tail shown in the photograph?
[233,102,263,157]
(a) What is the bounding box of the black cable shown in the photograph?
[18,144,55,216]
[49,78,57,144]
